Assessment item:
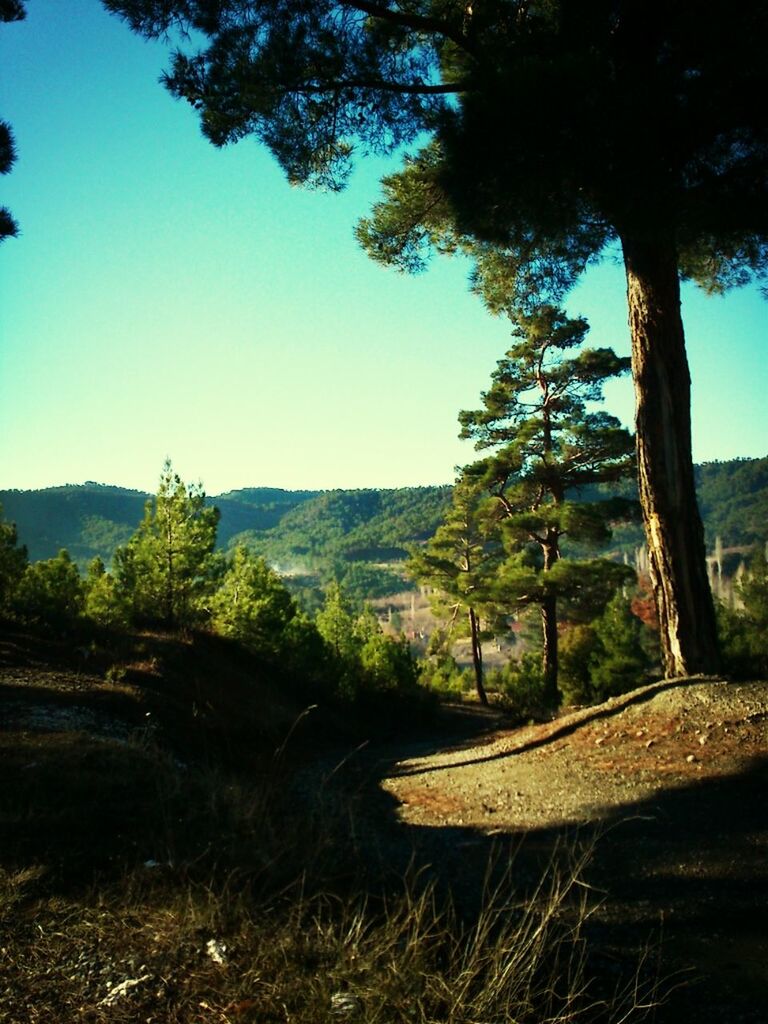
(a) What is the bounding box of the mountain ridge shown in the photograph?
[2,458,766,583]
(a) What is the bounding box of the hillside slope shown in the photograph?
[2,458,765,586]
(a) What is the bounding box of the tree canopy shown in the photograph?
[113,460,220,627]
[458,305,636,704]
[0,0,25,242]
[102,0,768,677]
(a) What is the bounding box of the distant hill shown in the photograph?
[2,458,765,599]
[0,483,320,566]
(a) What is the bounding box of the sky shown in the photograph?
[1,1,765,497]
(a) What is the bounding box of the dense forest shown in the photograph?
[2,457,765,596]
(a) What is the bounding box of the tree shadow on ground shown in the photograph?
[331,712,768,1024]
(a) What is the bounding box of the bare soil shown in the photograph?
[351,680,768,1024]
[2,626,766,1024]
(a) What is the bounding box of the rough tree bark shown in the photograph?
[621,233,720,677]
[468,606,488,705]
[540,529,560,707]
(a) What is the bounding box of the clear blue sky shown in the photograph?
[1,1,765,496]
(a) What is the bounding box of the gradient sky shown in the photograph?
[1,1,765,496]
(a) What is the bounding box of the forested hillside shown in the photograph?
[696,458,768,545]
[2,457,765,593]
[0,484,320,565]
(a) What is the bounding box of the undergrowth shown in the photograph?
[0,725,662,1024]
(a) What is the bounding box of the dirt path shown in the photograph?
[357,679,768,1024]
[381,679,768,832]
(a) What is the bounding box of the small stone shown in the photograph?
[698,735,707,745]
[686,754,696,763]
[331,992,363,1018]
[645,739,654,748]
[205,939,227,966]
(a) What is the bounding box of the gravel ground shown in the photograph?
[381,679,768,832]
[348,678,768,1024]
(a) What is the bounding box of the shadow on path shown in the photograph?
[323,707,768,1024]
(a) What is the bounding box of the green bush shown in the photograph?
[418,653,473,699]
[718,548,768,677]
[486,654,550,721]
[83,557,129,630]
[558,623,600,706]
[14,549,84,629]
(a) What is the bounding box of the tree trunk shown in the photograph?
[540,530,560,708]
[621,233,720,677]
[468,606,488,705]
[540,594,559,707]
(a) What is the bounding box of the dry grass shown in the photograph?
[0,729,661,1024]
[0,857,661,1024]
[0,626,664,1024]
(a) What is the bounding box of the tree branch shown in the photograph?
[338,0,476,56]
[295,77,464,95]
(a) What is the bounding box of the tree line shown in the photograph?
[96,0,767,682]
[1,452,765,715]
[4,1,767,691]
[0,461,425,714]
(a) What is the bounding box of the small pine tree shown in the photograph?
[83,556,129,630]
[114,460,220,627]
[15,549,84,629]
[589,591,650,700]
[209,546,297,655]
[407,475,502,705]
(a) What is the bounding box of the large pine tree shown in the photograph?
[459,306,636,705]
[103,0,768,675]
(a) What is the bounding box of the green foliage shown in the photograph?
[315,583,422,704]
[14,549,84,629]
[113,461,220,628]
[3,462,766,603]
[209,546,298,656]
[0,484,148,565]
[589,592,652,702]
[418,652,473,699]
[0,505,27,613]
[696,458,768,547]
[83,557,129,630]
[718,548,768,677]
[335,561,410,609]
[485,654,550,722]
[558,624,601,706]
[244,486,451,583]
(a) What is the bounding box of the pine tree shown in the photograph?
[407,475,501,705]
[114,460,220,627]
[589,591,650,700]
[104,0,768,677]
[15,549,84,628]
[209,546,297,654]
[460,306,636,706]
[83,556,129,630]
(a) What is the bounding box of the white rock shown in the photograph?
[206,939,228,965]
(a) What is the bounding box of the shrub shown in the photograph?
[14,549,84,629]
[718,548,768,677]
[486,654,550,721]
